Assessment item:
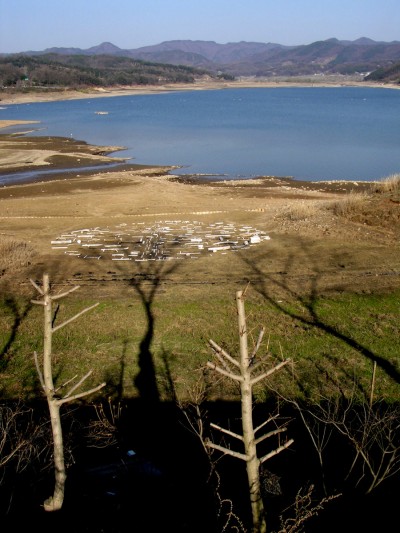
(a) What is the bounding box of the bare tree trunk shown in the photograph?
[237,290,265,532]
[206,287,293,533]
[44,400,66,511]
[41,274,65,511]
[31,273,105,511]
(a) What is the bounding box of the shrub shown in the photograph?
[374,173,400,194]
[324,191,371,218]
[0,236,36,272]
[275,201,321,221]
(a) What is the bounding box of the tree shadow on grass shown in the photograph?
[0,287,32,373]
[238,238,400,392]
[128,260,181,407]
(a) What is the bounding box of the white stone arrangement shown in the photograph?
[51,220,271,261]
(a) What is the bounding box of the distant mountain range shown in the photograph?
[15,37,400,77]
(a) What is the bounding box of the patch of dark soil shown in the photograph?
[171,174,373,195]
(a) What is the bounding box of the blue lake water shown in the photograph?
[1,86,400,182]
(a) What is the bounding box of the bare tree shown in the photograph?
[0,402,52,515]
[31,273,106,512]
[85,399,123,449]
[178,376,247,532]
[275,484,340,533]
[206,287,294,533]
[281,361,400,496]
[308,394,400,494]
[0,402,48,476]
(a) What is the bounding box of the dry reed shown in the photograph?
[324,191,371,217]
[0,236,36,272]
[373,173,400,194]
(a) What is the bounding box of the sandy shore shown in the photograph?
[0,129,131,177]
[0,78,398,106]
[0,119,41,129]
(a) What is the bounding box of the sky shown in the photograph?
[0,0,399,53]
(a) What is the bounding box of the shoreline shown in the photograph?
[0,78,398,106]
[0,130,133,183]
[0,80,395,188]
[0,128,377,190]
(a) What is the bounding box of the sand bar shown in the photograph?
[0,120,41,129]
[0,130,129,178]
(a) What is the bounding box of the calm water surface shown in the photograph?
[1,87,400,182]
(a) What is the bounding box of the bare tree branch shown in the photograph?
[206,361,243,382]
[210,422,244,442]
[29,278,44,295]
[255,427,287,446]
[51,285,80,300]
[209,339,240,368]
[259,439,294,464]
[62,370,93,399]
[52,302,99,332]
[206,439,249,461]
[254,413,281,435]
[33,350,45,390]
[57,382,106,406]
[206,287,294,533]
[251,358,291,386]
[249,327,265,363]
[54,374,79,393]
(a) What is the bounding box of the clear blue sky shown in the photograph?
[0,0,398,53]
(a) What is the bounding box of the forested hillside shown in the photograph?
[0,53,231,89]
[365,61,400,84]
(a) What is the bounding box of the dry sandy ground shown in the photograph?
[0,130,399,301]
[0,86,399,302]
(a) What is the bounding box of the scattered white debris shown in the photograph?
[51,221,271,261]
[51,239,72,245]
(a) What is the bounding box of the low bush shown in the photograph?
[374,173,400,194]
[324,191,371,217]
[274,201,321,221]
[0,236,36,273]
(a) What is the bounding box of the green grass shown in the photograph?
[1,287,399,402]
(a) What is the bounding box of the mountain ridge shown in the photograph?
[4,38,400,79]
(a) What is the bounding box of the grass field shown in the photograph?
[1,282,399,402]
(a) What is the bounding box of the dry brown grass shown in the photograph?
[274,201,322,221]
[373,173,400,194]
[0,236,36,273]
[324,191,372,218]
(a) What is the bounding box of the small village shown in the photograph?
[51,220,271,261]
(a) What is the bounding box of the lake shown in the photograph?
[1,86,400,182]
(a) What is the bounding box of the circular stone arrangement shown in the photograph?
[51,220,271,261]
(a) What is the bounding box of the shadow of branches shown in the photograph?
[238,238,400,389]
[0,288,32,372]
